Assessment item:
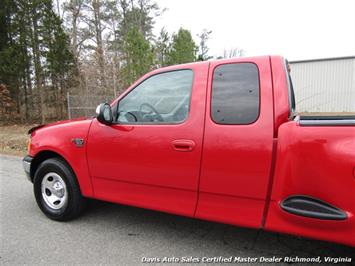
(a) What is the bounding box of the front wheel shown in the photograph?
[33,158,86,221]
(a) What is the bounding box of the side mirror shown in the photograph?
[96,103,113,125]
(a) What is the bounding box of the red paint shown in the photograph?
[27,55,355,247]
[269,56,291,136]
[29,118,94,197]
[266,121,355,247]
[195,57,275,229]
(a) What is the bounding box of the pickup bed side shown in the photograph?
[266,121,355,246]
[263,56,355,246]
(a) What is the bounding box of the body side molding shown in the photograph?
[280,195,347,220]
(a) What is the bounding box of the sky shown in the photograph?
[154,0,355,61]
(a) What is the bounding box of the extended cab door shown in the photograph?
[87,63,209,216]
[196,57,275,228]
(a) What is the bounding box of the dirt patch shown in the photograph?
[0,124,35,156]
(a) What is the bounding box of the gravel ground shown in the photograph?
[0,154,354,265]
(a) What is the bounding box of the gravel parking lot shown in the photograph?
[0,154,354,265]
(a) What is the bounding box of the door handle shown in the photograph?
[172,140,195,152]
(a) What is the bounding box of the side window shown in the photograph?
[117,70,194,124]
[211,63,260,124]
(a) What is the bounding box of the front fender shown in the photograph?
[29,119,94,197]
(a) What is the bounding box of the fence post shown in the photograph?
[67,92,71,120]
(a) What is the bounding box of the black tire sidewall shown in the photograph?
[33,158,82,221]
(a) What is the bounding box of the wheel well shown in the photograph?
[30,151,69,182]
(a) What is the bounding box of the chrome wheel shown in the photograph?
[41,172,68,210]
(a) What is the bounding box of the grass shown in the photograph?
[0,124,35,156]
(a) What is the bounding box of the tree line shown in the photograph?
[0,0,216,123]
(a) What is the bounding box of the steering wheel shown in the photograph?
[139,103,164,122]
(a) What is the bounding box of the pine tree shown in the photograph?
[166,28,197,65]
[1,0,76,123]
[0,0,29,120]
[116,0,159,88]
[2,0,212,122]
[42,1,76,118]
[155,27,170,67]
[121,27,153,87]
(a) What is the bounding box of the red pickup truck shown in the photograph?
[23,56,355,247]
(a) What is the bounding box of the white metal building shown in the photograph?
[289,56,355,113]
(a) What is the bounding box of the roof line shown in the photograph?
[290,56,355,64]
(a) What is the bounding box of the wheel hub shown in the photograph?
[41,172,68,210]
[52,181,64,197]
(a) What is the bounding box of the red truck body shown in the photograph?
[25,56,355,246]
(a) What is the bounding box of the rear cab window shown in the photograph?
[211,63,260,124]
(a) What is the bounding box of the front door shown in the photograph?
[87,64,209,216]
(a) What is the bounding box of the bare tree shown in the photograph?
[30,3,46,123]
[222,47,245,58]
[197,29,212,61]
[63,0,85,60]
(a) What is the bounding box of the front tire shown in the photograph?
[33,158,86,221]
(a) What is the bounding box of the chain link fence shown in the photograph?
[67,93,114,119]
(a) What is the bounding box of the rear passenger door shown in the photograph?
[196,57,274,228]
